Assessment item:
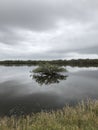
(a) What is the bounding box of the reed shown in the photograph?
[0,99,98,130]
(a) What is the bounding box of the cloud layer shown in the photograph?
[0,0,98,60]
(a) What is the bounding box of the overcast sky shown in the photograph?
[0,0,98,60]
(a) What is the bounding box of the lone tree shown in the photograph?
[30,63,68,85]
[33,63,67,75]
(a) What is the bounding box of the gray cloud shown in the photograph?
[0,0,98,60]
[0,0,98,31]
[0,28,24,45]
[76,46,98,54]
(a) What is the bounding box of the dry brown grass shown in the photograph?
[0,99,98,130]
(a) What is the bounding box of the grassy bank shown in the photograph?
[0,100,98,130]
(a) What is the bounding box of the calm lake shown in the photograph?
[0,66,98,116]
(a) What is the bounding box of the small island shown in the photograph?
[31,63,68,85]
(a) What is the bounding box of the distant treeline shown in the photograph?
[0,59,98,67]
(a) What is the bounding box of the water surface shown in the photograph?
[0,66,98,116]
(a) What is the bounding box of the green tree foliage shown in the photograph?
[31,63,68,85]
[33,63,66,75]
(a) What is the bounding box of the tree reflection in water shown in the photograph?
[30,63,68,85]
[33,73,68,85]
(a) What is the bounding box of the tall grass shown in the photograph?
[0,100,98,130]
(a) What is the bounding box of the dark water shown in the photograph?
[0,66,98,116]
